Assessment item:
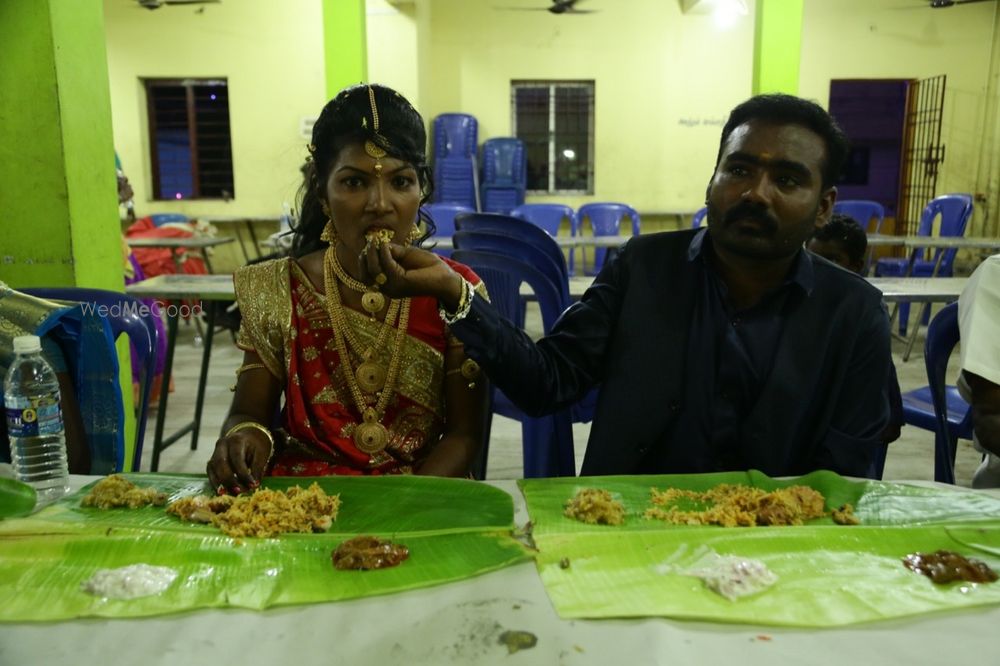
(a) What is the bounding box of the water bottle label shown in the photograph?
[5,393,63,438]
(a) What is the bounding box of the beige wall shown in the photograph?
[366,0,420,108]
[409,0,757,215]
[104,0,326,219]
[799,0,1000,236]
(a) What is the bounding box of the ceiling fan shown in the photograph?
[494,0,597,15]
[137,0,220,10]
[928,0,995,7]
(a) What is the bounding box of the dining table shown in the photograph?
[1,470,999,666]
[126,236,235,274]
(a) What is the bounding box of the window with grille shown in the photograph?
[144,79,234,200]
[511,80,594,194]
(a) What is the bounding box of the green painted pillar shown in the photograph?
[752,0,804,96]
[0,0,135,470]
[322,0,368,99]
[0,0,122,291]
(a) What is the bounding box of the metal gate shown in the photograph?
[897,75,947,235]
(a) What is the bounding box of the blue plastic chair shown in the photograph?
[577,203,641,275]
[510,203,578,275]
[421,203,475,257]
[452,250,575,478]
[21,288,158,472]
[455,212,570,290]
[899,302,972,484]
[480,138,527,214]
[875,194,974,334]
[433,113,478,159]
[453,231,570,311]
[690,207,708,229]
[833,200,885,233]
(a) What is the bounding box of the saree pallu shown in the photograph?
[235,257,483,475]
[0,285,124,473]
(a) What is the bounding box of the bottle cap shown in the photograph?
[12,335,42,354]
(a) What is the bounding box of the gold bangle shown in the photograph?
[439,277,474,325]
[224,421,275,463]
[235,363,268,378]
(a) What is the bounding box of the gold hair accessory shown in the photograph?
[307,143,316,154]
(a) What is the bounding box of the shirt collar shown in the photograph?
[686,227,815,296]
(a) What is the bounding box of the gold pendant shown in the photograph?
[356,362,386,393]
[354,408,389,454]
[361,291,386,314]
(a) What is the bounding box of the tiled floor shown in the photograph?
[142,302,983,486]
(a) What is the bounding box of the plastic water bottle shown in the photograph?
[3,335,70,504]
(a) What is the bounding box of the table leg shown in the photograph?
[245,220,262,259]
[150,311,179,473]
[190,303,216,451]
[902,302,929,363]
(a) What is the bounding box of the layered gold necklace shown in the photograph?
[323,245,410,455]
[328,249,386,316]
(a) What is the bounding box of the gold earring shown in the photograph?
[407,224,420,245]
[321,218,336,243]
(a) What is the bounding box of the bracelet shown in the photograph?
[439,277,475,325]
[224,421,275,464]
[235,363,268,378]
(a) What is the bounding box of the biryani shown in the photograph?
[644,484,851,527]
[81,474,168,509]
[564,488,626,526]
[364,228,394,250]
[166,482,340,538]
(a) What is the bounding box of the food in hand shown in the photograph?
[564,488,626,525]
[81,475,168,509]
[167,483,340,538]
[332,535,409,570]
[903,550,998,584]
[364,228,394,250]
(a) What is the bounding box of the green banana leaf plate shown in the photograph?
[520,470,1000,627]
[0,478,36,519]
[0,474,529,622]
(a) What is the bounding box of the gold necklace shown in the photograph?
[328,246,385,315]
[323,245,411,455]
[325,247,400,392]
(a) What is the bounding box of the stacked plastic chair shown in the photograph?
[874,193,974,334]
[432,113,479,210]
[510,203,578,275]
[480,138,527,214]
[690,207,708,229]
[451,248,575,479]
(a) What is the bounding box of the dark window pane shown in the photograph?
[514,87,550,191]
[146,79,234,200]
[554,86,591,191]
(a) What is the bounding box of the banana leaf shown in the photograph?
[0,474,529,621]
[0,478,36,519]
[519,471,1000,627]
